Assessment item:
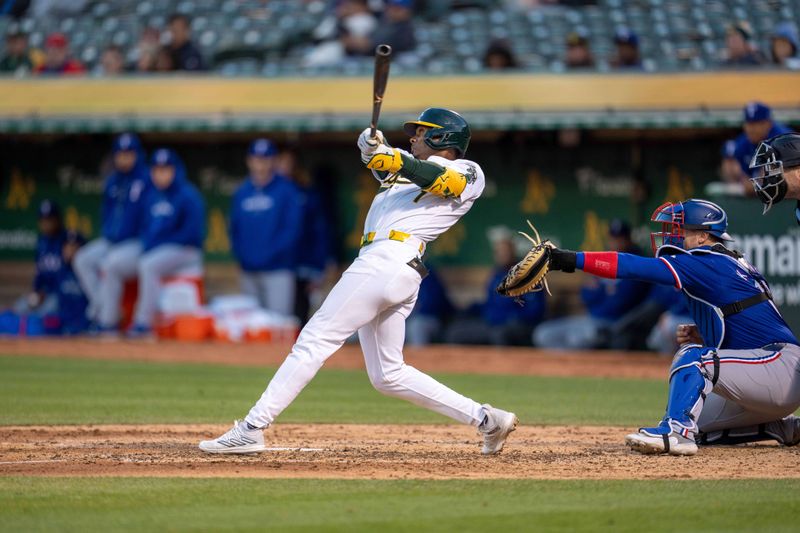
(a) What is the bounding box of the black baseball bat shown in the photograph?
[370,44,393,138]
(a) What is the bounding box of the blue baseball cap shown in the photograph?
[613,28,639,47]
[112,132,142,153]
[151,147,179,166]
[743,101,772,122]
[721,139,736,158]
[248,138,278,158]
[387,0,413,7]
[38,199,61,219]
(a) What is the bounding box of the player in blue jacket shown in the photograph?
[14,199,65,317]
[128,148,205,336]
[56,231,90,335]
[732,101,792,179]
[75,133,150,331]
[230,139,303,316]
[542,199,800,455]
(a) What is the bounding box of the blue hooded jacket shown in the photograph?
[101,133,150,243]
[295,185,332,278]
[33,230,66,294]
[230,174,303,272]
[140,149,206,252]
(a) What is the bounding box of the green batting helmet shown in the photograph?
[403,108,471,157]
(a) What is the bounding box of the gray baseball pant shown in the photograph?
[240,270,296,317]
[697,343,800,445]
[133,244,203,327]
[73,237,110,320]
[97,240,143,328]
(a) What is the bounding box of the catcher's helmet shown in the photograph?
[749,133,800,213]
[403,107,471,157]
[650,198,732,253]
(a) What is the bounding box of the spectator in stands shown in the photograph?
[610,28,642,69]
[368,0,416,54]
[770,22,799,69]
[134,27,161,72]
[0,0,30,18]
[35,32,85,75]
[277,148,332,324]
[446,229,546,346]
[533,219,649,350]
[128,148,205,337]
[99,45,125,75]
[304,0,377,67]
[732,102,793,179]
[230,140,303,318]
[564,29,594,69]
[407,265,453,346]
[166,13,206,71]
[57,231,90,335]
[154,46,175,72]
[14,200,65,317]
[483,38,518,70]
[723,21,764,67]
[74,133,149,332]
[0,28,32,74]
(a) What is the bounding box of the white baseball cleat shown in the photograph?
[625,430,698,456]
[199,420,267,454]
[479,404,518,455]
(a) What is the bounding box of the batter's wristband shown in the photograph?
[581,252,619,278]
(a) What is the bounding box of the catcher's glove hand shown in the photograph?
[496,221,553,297]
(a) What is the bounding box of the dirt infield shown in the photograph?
[0,338,670,379]
[3,340,796,480]
[1,424,798,480]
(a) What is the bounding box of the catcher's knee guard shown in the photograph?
[663,345,717,434]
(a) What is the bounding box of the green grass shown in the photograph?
[0,355,666,426]
[1,477,798,533]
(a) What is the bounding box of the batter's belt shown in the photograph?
[360,229,426,255]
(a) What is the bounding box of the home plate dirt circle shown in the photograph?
[1,424,798,480]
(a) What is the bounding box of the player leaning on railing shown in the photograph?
[500,199,800,456]
[200,108,518,456]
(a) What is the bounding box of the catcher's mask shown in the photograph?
[650,199,732,254]
[749,133,800,213]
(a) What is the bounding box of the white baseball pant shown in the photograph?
[245,240,485,428]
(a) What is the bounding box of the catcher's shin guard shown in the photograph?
[663,345,716,436]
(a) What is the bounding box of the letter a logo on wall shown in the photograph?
[664,166,694,203]
[520,169,555,215]
[205,208,230,253]
[5,168,35,210]
[580,211,609,251]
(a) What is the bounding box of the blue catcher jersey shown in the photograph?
[657,245,797,349]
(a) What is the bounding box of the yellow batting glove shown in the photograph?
[366,145,403,174]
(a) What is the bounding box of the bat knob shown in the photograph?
[375,44,392,56]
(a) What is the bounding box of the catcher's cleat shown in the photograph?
[479,404,519,455]
[625,427,698,456]
[496,220,552,297]
[199,420,267,454]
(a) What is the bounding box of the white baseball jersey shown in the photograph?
[364,151,485,243]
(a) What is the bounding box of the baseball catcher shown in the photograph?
[500,199,800,455]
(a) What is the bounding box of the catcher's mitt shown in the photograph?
[496,221,552,297]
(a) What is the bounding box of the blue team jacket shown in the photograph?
[229,175,303,272]
[412,266,454,319]
[140,160,206,252]
[483,268,546,326]
[295,185,332,277]
[101,150,150,243]
[33,231,66,294]
[734,122,793,178]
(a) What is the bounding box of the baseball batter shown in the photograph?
[541,199,800,455]
[200,108,518,455]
